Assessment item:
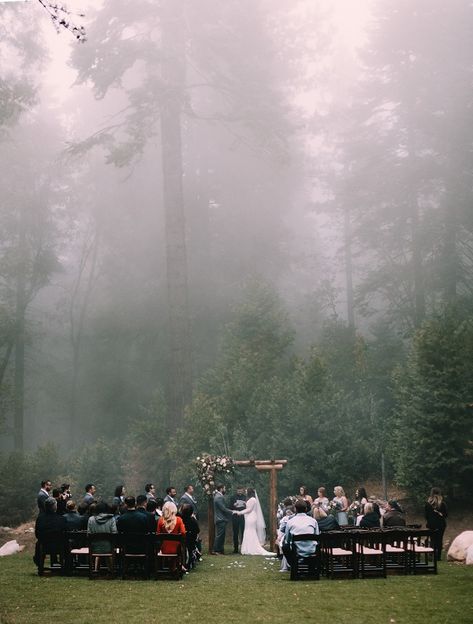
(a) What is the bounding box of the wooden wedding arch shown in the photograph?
[207,459,288,552]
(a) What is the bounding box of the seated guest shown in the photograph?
[112,485,126,511]
[87,501,117,571]
[277,498,295,572]
[180,503,200,569]
[313,506,340,531]
[37,480,52,512]
[155,498,164,518]
[383,500,406,527]
[359,502,381,528]
[83,483,96,506]
[116,496,149,535]
[34,497,66,567]
[64,500,87,530]
[146,499,160,524]
[283,499,319,565]
[157,502,186,563]
[136,494,157,532]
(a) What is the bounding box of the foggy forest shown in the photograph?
[0,0,472,526]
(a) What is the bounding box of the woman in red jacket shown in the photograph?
[157,502,186,555]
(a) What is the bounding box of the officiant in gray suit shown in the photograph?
[212,484,235,554]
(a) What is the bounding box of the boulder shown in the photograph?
[0,540,24,556]
[466,544,473,566]
[447,531,473,562]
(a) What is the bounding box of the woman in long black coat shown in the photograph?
[425,487,448,560]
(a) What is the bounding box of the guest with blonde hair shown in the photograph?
[313,505,340,532]
[425,487,448,560]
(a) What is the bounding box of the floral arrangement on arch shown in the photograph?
[195,453,234,496]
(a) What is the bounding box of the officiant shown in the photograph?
[229,486,247,554]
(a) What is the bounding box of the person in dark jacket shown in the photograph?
[425,487,448,560]
[229,486,246,553]
[34,497,66,567]
[64,500,87,530]
[180,503,201,569]
[383,500,406,527]
[313,506,340,531]
[212,485,236,554]
[136,494,157,532]
[359,503,381,528]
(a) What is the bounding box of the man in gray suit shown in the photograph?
[212,484,235,554]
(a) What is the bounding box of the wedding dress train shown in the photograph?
[239,495,275,556]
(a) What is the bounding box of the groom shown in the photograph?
[212,484,236,555]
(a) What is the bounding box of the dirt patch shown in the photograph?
[0,521,36,553]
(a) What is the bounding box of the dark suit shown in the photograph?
[136,507,157,533]
[213,492,233,554]
[317,515,340,532]
[64,511,87,531]
[34,512,66,565]
[37,490,49,513]
[117,509,150,555]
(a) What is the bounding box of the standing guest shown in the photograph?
[83,484,96,506]
[145,483,157,502]
[34,497,66,568]
[61,484,72,501]
[383,500,406,527]
[164,486,178,506]
[359,502,381,528]
[136,494,157,532]
[313,506,340,531]
[180,503,200,569]
[229,486,247,554]
[64,500,87,530]
[425,487,448,561]
[313,487,330,513]
[113,485,126,510]
[332,486,349,525]
[299,486,313,510]
[179,485,198,518]
[212,484,235,555]
[155,497,164,518]
[37,480,52,512]
[52,488,67,515]
[157,502,186,571]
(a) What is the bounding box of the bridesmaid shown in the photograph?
[332,486,349,526]
[299,485,313,511]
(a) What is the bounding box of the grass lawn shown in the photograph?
[0,553,472,624]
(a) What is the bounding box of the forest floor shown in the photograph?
[0,549,472,624]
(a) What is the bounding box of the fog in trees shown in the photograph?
[0,0,472,522]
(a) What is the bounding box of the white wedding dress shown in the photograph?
[239,495,275,556]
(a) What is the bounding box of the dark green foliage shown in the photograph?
[392,303,473,498]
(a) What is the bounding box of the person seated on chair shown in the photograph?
[382,500,406,527]
[116,496,148,532]
[34,497,66,567]
[312,505,340,531]
[283,499,319,566]
[87,501,117,568]
[64,500,87,530]
[359,502,381,528]
[157,502,186,572]
[277,498,295,572]
[136,494,157,532]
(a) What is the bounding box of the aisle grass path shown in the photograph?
[0,553,472,624]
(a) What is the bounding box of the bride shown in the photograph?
[236,488,275,556]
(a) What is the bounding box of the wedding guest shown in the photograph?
[37,480,52,512]
[87,501,117,571]
[277,498,295,572]
[61,483,71,501]
[155,497,164,518]
[116,496,148,534]
[180,503,200,569]
[52,488,67,515]
[145,483,156,502]
[359,502,381,528]
[64,500,87,530]
[83,484,96,506]
[284,499,319,565]
[164,486,178,506]
[313,487,329,513]
[113,485,126,509]
[332,486,349,525]
[34,497,66,568]
[313,506,340,531]
[212,484,235,555]
[349,486,368,518]
[425,487,448,560]
[383,500,406,527]
[146,499,160,524]
[229,486,246,554]
[299,485,313,510]
[157,502,186,571]
[179,485,198,518]
[136,494,157,532]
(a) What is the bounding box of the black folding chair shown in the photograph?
[319,531,357,579]
[288,534,320,581]
[154,534,186,580]
[119,532,151,579]
[88,533,118,579]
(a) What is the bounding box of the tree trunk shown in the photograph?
[13,222,26,451]
[343,205,355,329]
[160,0,192,432]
